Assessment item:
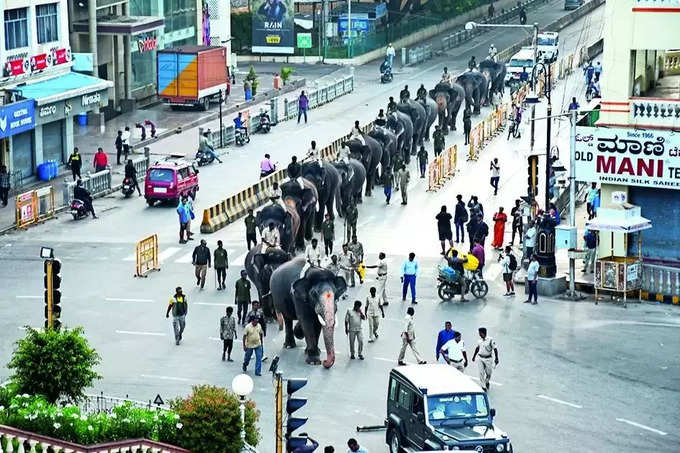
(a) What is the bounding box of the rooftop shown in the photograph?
[393,364,483,396]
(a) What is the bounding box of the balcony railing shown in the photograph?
[629,97,680,128]
[641,263,680,297]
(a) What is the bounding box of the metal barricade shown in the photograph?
[63,168,112,203]
[15,186,55,229]
[135,234,160,277]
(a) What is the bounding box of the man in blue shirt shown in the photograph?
[401,252,419,304]
[435,321,456,362]
[583,229,597,274]
[347,438,368,453]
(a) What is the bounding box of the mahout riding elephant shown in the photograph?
[479,58,507,101]
[429,82,465,134]
[367,125,396,178]
[418,95,438,141]
[244,242,291,321]
[344,134,382,197]
[333,158,366,215]
[300,161,341,231]
[255,203,297,255]
[457,71,489,115]
[271,257,347,368]
[397,99,426,154]
[281,178,319,250]
[386,110,413,164]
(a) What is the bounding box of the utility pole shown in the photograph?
[544,63,552,210]
[274,371,283,453]
[347,0,352,58]
[568,108,578,297]
[219,89,224,148]
[529,23,539,158]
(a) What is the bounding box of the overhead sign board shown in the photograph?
[0,100,36,139]
[574,126,680,190]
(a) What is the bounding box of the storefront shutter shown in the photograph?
[628,186,680,264]
[42,120,63,164]
[11,131,34,178]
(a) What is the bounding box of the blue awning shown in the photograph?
[16,71,113,105]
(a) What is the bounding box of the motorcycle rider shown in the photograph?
[198,131,222,163]
[74,179,97,219]
[380,56,392,80]
[258,108,271,131]
[124,159,142,196]
[488,44,498,61]
[234,112,248,138]
[446,249,468,302]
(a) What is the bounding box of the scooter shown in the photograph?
[195,149,216,166]
[436,266,489,300]
[235,128,250,146]
[70,199,89,220]
[121,177,135,198]
[256,111,271,133]
[380,59,394,84]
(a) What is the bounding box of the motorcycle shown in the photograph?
[585,83,601,102]
[256,111,272,133]
[436,265,489,300]
[380,59,394,84]
[70,199,89,220]
[121,177,135,197]
[195,149,216,166]
[235,128,250,146]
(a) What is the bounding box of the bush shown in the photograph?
[280,66,294,85]
[8,327,101,404]
[246,66,259,95]
[170,385,259,452]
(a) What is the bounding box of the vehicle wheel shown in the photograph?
[72,213,77,220]
[201,97,209,111]
[189,188,197,200]
[170,105,180,111]
[471,280,489,299]
[146,198,154,207]
[246,136,251,143]
[438,285,454,301]
[388,429,402,453]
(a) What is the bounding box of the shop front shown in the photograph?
[0,99,36,181]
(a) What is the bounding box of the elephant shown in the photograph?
[429,82,465,134]
[271,257,347,367]
[344,134,382,197]
[386,110,413,165]
[281,178,319,250]
[457,71,489,115]
[418,96,438,141]
[244,242,291,321]
[479,59,507,101]
[333,158,366,216]
[367,125,396,177]
[300,161,341,231]
[397,98,427,154]
[255,203,297,256]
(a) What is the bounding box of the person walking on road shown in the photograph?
[177,198,190,244]
[435,321,455,362]
[398,306,426,365]
[525,254,539,304]
[339,244,356,287]
[474,213,489,248]
[441,331,468,372]
[417,146,428,178]
[322,213,335,256]
[401,252,418,304]
[115,131,124,165]
[346,203,358,240]
[166,287,188,346]
[235,270,252,326]
[490,158,500,196]
[365,252,389,306]
[433,125,445,157]
[463,108,472,145]
[305,238,322,267]
[220,306,237,361]
[345,300,365,360]
[93,147,108,172]
[365,286,383,342]
[298,91,309,124]
[121,127,131,161]
[471,239,486,277]
[383,169,393,204]
[214,240,229,290]
[348,235,365,284]
[472,327,498,391]
[386,43,396,67]
[397,165,410,205]
[183,196,195,239]
[491,207,507,250]
[242,316,264,376]
[67,148,82,181]
[245,208,257,250]
[583,229,597,274]
[436,205,454,255]
[192,239,211,289]
[586,182,599,220]
[0,166,9,207]
[510,199,523,245]
[501,245,517,296]
[454,194,468,243]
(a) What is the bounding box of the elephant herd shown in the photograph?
[242,58,507,368]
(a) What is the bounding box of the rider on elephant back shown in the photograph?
[416,84,427,100]
[441,66,452,85]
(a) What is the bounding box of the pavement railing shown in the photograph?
[283,74,355,121]
[640,263,680,305]
[406,44,433,66]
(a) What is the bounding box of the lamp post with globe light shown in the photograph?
[231,374,254,451]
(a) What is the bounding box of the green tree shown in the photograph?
[246,66,259,95]
[8,327,101,404]
[170,385,259,452]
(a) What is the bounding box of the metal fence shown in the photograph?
[406,44,433,66]
[283,74,354,121]
[79,392,169,415]
[62,154,148,203]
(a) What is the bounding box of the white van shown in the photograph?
[505,47,535,85]
[537,32,559,62]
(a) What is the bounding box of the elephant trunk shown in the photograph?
[319,290,336,368]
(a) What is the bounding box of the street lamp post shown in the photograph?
[347,0,352,58]
[231,374,254,448]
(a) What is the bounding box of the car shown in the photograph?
[536,32,559,62]
[386,364,512,452]
[564,0,584,10]
[504,47,536,85]
[144,160,199,206]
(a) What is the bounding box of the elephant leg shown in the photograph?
[303,323,322,365]
[283,316,296,348]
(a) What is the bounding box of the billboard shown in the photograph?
[252,0,294,54]
[574,126,680,190]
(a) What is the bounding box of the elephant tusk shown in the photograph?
[335,315,338,327]
[317,314,327,327]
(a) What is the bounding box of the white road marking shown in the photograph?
[18,326,41,331]
[374,357,396,362]
[484,263,502,282]
[140,374,194,382]
[615,418,667,436]
[536,394,583,409]
[469,376,504,386]
[233,250,249,266]
[115,330,166,336]
[194,302,228,306]
[123,253,136,261]
[175,251,194,264]
[105,297,154,303]
[16,295,42,299]
[208,337,222,341]
[158,247,182,262]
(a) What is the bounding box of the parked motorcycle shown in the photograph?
[436,265,489,300]
[256,111,272,133]
[121,177,135,197]
[195,149,216,166]
[70,199,89,220]
[235,128,250,146]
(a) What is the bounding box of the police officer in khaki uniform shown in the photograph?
[471,327,499,391]
[366,252,389,305]
[339,244,356,287]
[397,307,426,365]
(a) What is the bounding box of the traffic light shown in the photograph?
[285,378,309,452]
[43,259,62,330]
[527,155,539,197]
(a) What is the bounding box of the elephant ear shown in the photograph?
[292,278,311,301]
[333,276,348,299]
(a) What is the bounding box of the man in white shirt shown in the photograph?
[262,223,280,250]
[524,221,537,261]
[365,252,389,306]
[306,140,322,166]
[364,286,383,342]
[397,306,426,365]
[300,238,321,278]
[525,254,539,304]
[386,43,396,67]
[471,327,498,392]
[440,331,468,372]
[121,126,131,159]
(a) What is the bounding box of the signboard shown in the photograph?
[73,53,94,72]
[136,34,159,53]
[574,126,680,190]
[31,54,48,71]
[4,58,29,77]
[297,33,312,49]
[338,15,370,35]
[252,0,294,54]
[52,48,70,65]
[0,100,36,139]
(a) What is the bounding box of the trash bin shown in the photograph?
[76,113,88,126]
[37,163,50,181]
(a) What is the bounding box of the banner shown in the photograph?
[574,126,680,190]
[252,0,294,54]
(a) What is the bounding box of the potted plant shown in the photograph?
[280,66,294,85]
[246,66,259,96]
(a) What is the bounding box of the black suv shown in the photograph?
[386,364,512,452]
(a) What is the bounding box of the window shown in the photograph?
[389,379,398,401]
[36,3,59,44]
[397,386,411,409]
[4,8,29,50]
[427,393,489,426]
[411,394,424,416]
[148,169,174,182]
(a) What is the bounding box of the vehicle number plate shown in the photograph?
[153,187,167,193]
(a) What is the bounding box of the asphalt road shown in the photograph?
[3,4,678,453]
